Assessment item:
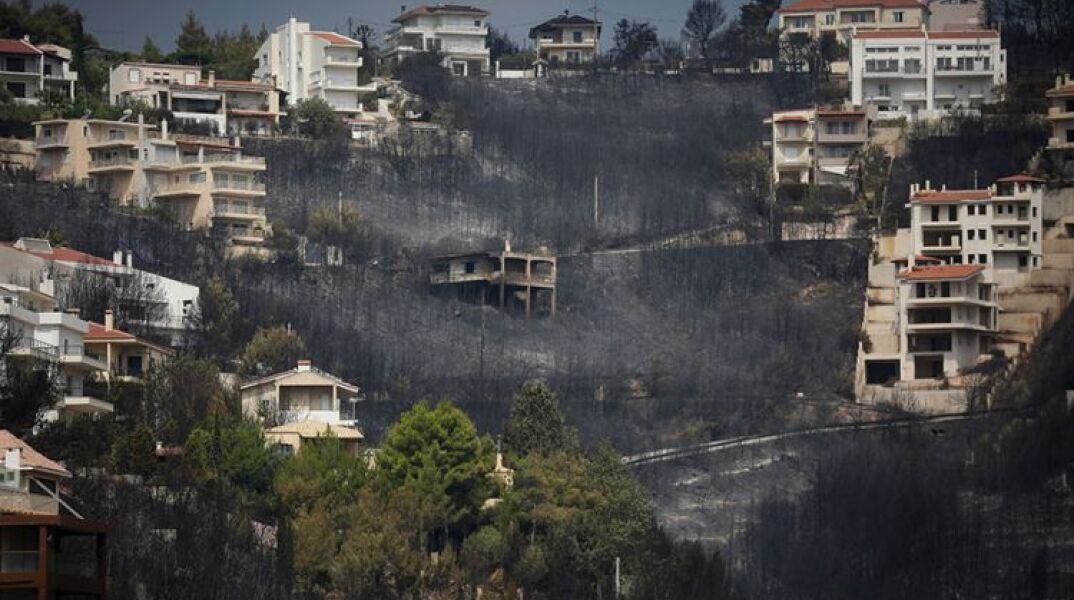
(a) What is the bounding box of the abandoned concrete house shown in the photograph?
[428,245,556,318]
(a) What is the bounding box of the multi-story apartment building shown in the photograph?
[907,176,1044,287]
[109,64,283,136]
[253,18,366,116]
[0,283,111,421]
[384,4,490,76]
[0,238,200,341]
[1046,73,1074,168]
[765,106,870,185]
[777,0,928,43]
[528,11,601,67]
[428,244,557,318]
[0,38,77,105]
[889,261,997,382]
[32,117,270,251]
[849,28,1005,121]
[240,360,361,426]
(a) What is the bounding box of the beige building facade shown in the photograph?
[765,107,869,186]
[0,38,77,105]
[33,117,269,250]
[241,360,361,426]
[778,0,929,43]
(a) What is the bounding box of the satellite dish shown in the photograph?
[117,108,133,123]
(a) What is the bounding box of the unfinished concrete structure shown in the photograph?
[429,244,556,318]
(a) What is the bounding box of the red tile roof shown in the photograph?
[1,242,116,266]
[0,38,43,55]
[928,30,999,39]
[311,31,362,47]
[898,264,985,281]
[996,174,1046,183]
[779,0,925,14]
[1046,84,1074,98]
[854,29,927,39]
[0,430,71,478]
[910,189,992,203]
[817,109,866,117]
[84,321,136,341]
[774,115,810,122]
[214,79,277,91]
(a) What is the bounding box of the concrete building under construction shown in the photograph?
[428,244,556,318]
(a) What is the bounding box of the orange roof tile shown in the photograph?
[0,38,43,55]
[0,431,71,478]
[1046,84,1074,98]
[1,242,116,267]
[311,31,361,47]
[996,174,1045,183]
[897,264,985,281]
[84,321,136,341]
[775,115,810,123]
[928,30,999,39]
[910,189,992,203]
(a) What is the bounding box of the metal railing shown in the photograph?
[89,155,136,168]
[213,179,265,192]
[10,337,60,359]
[213,201,265,216]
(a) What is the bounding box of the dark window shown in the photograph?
[573,31,583,43]
[464,261,476,274]
[5,82,26,98]
[6,57,26,72]
[931,206,940,221]
[948,206,957,221]
[979,254,987,263]
[1018,255,1028,267]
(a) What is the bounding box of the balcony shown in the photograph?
[921,242,961,253]
[150,180,204,198]
[34,133,67,149]
[906,294,994,307]
[0,487,59,516]
[88,155,137,173]
[324,56,364,68]
[934,64,992,76]
[212,178,265,196]
[59,394,114,416]
[817,130,867,144]
[59,346,108,372]
[1047,105,1074,121]
[212,200,266,220]
[6,337,59,362]
[198,154,265,169]
[993,238,1030,251]
[776,131,811,143]
[906,321,989,332]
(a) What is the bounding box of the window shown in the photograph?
[877,83,891,97]
[1032,232,1038,242]
[189,172,206,183]
[1018,255,1028,267]
[474,19,482,27]
[464,261,476,274]
[43,63,52,76]
[5,57,25,72]
[824,14,834,25]
[979,254,987,264]
[1032,207,1038,217]
[5,82,26,98]
[573,31,583,43]
[892,11,904,22]
[931,206,940,221]
[128,69,142,83]
[967,205,975,216]
[978,229,986,239]
[948,206,957,221]
[904,58,921,74]
[967,230,975,240]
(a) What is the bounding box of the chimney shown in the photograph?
[941,183,947,191]
[104,309,114,331]
[504,239,511,253]
[113,250,123,265]
[925,179,931,191]
[297,360,312,372]
[208,70,216,87]
[161,118,169,140]
[126,251,133,268]
[401,5,407,13]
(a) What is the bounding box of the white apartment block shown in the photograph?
[109,63,283,136]
[907,176,1044,287]
[1046,74,1074,152]
[529,12,601,67]
[0,38,77,105]
[384,4,491,76]
[850,28,1005,121]
[0,282,111,421]
[0,238,200,340]
[253,19,366,116]
[765,107,869,186]
[778,0,928,44]
[32,117,270,252]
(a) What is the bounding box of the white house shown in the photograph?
[240,360,361,426]
[253,18,366,117]
[383,4,491,76]
[849,28,1005,121]
[528,11,601,67]
[907,176,1044,287]
[0,38,77,105]
[764,106,870,186]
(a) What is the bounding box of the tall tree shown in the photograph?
[502,379,575,456]
[140,36,164,63]
[611,19,658,70]
[486,27,518,64]
[174,10,213,66]
[239,325,307,376]
[683,0,727,65]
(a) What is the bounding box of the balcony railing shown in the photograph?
[213,201,266,216]
[935,64,991,74]
[8,337,59,360]
[213,179,265,192]
[89,155,137,169]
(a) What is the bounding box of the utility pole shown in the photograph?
[614,556,620,598]
[592,3,600,57]
[593,175,600,225]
